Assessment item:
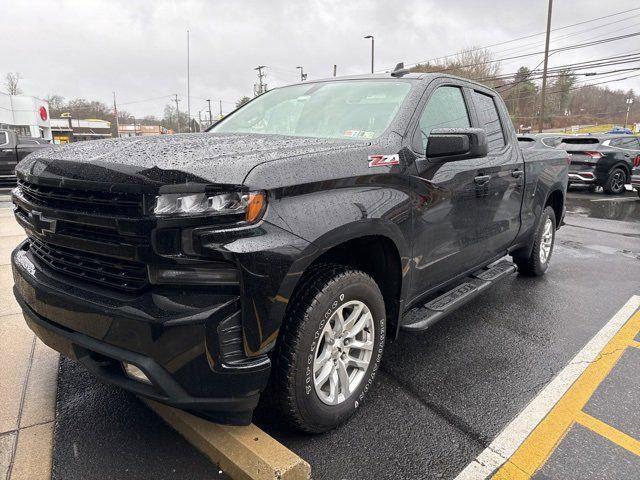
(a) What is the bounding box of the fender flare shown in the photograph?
[267,218,410,340]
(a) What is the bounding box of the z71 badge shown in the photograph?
[368,154,400,167]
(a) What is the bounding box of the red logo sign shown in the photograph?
[368,154,400,167]
[39,106,48,121]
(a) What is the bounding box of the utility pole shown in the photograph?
[364,35,374,73]
[333,65,337,77]
[112,91,120,138]
[187,29,191,132]
[206,99,213,125]
[173,94,181,133]
[254,66,267,96]
[219,100,222,117]
[296,66,307,82]
[537,0,553,133]
[624,98,633,129]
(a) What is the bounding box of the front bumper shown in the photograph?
[12,241,271,425]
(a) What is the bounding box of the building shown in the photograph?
[50,118,112,144]
[118,124,172,137]
[0,92,52,140]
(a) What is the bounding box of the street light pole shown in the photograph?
[187,29,191,133]
[624,98,633,129]
[537,0,553,133]
[296,66,307,82]
[364,35,375,73]
[364,35,374,73]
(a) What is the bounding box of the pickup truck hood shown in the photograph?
[17,133,367,191]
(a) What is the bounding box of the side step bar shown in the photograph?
[400,260,516,332]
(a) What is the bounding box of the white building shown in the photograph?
[0,92,52,140]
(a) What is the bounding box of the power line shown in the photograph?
[489,15,640,62]
[396,6,640,70]
[423,31,640,75]
[119,95,174,106]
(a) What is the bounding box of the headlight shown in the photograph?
[152,191,266,223]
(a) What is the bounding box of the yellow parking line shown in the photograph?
[493,309,640,479]
[575,411,640,456]
[630,340,640,349]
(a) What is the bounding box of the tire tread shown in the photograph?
[270,263,380,433]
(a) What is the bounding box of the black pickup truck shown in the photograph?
[11,72,568,432]
[0,129,48,185]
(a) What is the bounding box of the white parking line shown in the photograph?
[455,295,640,480]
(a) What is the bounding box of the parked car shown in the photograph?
[632,163,640,198]
[0,129,49,185]
[11,72,568,432]
[562,135,640,194]
[606,127,634,135]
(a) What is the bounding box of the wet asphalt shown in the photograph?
[44,187,640,479]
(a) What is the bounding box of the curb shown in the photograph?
[144,400,311,480]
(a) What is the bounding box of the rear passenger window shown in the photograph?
[417,86,470,150]
[472,91,505,152]
[613,137,640,150]
[0,132,7,146]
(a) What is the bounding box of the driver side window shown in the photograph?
[418,86,471,151]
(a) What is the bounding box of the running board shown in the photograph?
[400,260,516,332]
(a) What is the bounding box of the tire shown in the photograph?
[270,264,386,433]
[512,206,556,277]
[603,167,626,195]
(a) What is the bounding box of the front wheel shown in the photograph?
[512,206,556,276]
[603,167,626,195]
[271,265,386,433]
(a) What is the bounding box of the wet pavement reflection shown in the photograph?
[566,187,640,222]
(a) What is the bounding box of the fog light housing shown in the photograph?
[123,362,151,384]
[148,264,240,285]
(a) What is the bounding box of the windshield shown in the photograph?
[212,80,411,140]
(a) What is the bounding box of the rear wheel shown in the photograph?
[271,265,386,433]
[603,167,626,195]
[513,206,556,276]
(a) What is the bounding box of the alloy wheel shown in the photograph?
[539,218,553,264]
[312,300,375,405]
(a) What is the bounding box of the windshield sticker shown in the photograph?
[344,130,376,138]
[368,154,400,167]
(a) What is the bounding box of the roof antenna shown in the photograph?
[391,62,410,77]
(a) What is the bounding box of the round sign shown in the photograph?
[39,106,48,121]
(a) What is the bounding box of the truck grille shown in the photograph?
[18,179,142,217]
[28,236,148,292]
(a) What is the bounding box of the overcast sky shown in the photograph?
[2,0,639,119]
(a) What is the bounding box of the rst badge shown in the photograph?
[368,154,400,167]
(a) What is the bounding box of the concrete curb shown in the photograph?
[144,400,311,480]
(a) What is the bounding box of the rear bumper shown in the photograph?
[568,172,596,183]
[12,241,271,425]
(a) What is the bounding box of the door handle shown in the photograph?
[474,174,491,185]
[511,169,524,178]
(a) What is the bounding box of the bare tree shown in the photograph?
[45,95,66,115]
[410,47,501,86]
[5,72,23,95]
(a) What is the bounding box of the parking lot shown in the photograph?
[1,187,639,479]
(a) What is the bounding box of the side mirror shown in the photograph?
[426,128,488,162]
